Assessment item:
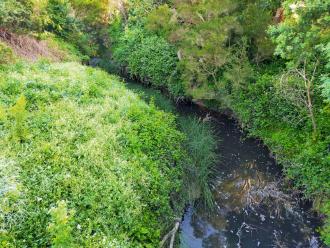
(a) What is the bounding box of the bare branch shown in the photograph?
[160,220,181,248]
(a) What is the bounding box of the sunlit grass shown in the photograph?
[0,61,186,247]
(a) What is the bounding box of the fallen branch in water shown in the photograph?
[160,220,180,248]
[236,222,256,248]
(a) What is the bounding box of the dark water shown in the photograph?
[178,104,323,248]
[122,80,323,248]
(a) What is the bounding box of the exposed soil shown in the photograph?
[0,28,66,62]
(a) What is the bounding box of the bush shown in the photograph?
[112,27,184,96]
[48,201,75,248]
[321,202,330,245]
[0,62,186,247]
[179,117,218,207]
[46,0,74,37]
[45,0,99,57]
[0,0,33,32]
[0,42,15,65]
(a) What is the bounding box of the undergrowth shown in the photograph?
[0,61,188,247]
[41,34,87,63]
[0,42,15,65]
[124,81,218,208]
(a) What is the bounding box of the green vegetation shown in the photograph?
[0,62,191,247]
[111,27,183,96]
[124,81,218,207]
[0,42,15,65]
[1,0,329,245]
[178,117,217,208]
[0,0,112,58]
[41,34,87,62]
[0,2,219,246]
[108,0,330,243]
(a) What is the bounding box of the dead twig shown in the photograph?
[160,219,181,248]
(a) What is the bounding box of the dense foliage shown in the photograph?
[0,62,189,247]
[124,82,218,208]
[0,0,112,57]
[108,0,330,243]
[1,0,329,245]
[0,0,33,32]
[0,42,15,64]
[111,27,183,95]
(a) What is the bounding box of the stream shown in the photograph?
[123,80,323,248]
[178,104,323,248]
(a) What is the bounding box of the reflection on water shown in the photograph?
[121,81,323,248]
[179,104,322,248]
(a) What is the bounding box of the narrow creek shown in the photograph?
[177,104,322,248]
[123,80,323,248]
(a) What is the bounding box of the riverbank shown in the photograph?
[104,51,330,243]
[106,2,330,243]
[0,31,219,247]
[0,60,192,247]
[124,80,324,247]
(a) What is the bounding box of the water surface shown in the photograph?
[178,104,322,248]
[123,81,323,248]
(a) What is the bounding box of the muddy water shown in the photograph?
[178,104,322,248]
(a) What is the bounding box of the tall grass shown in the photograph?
[179,117,218,208]
[125,80,219,208]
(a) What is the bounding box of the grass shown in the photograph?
[41,33,88,62]
[124,80,176,113]
[0,61,187,247]
[0,42,16,65]
[178,117,218,208]
[124,80,219,208]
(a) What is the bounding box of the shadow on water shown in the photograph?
[123,81,323,248]
[178,104,323,248]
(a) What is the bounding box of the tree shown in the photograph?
[269,0,330,135]
[278,59,319,133]
[240,0,278,63]
[70,0,111,24]
[146,0,242,99]
[0,0,33,32]
[46,0,74,36]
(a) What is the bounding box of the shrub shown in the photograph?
[0,0,33,32]
[8,95,29,142]
[46,0,74,37]
[112,27,184,96]
[45,0,98,57]
[0,42,15,65]
[321,202,330,245]
[178,117,218,207]
[48,201,75,248]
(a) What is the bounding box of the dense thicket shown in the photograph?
[0,2,220,246]
[0,61,189,247]
[1,0,329,245]
[107,0,330,244]
[0,0,112,57]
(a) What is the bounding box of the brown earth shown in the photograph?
[0,28,66,62]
